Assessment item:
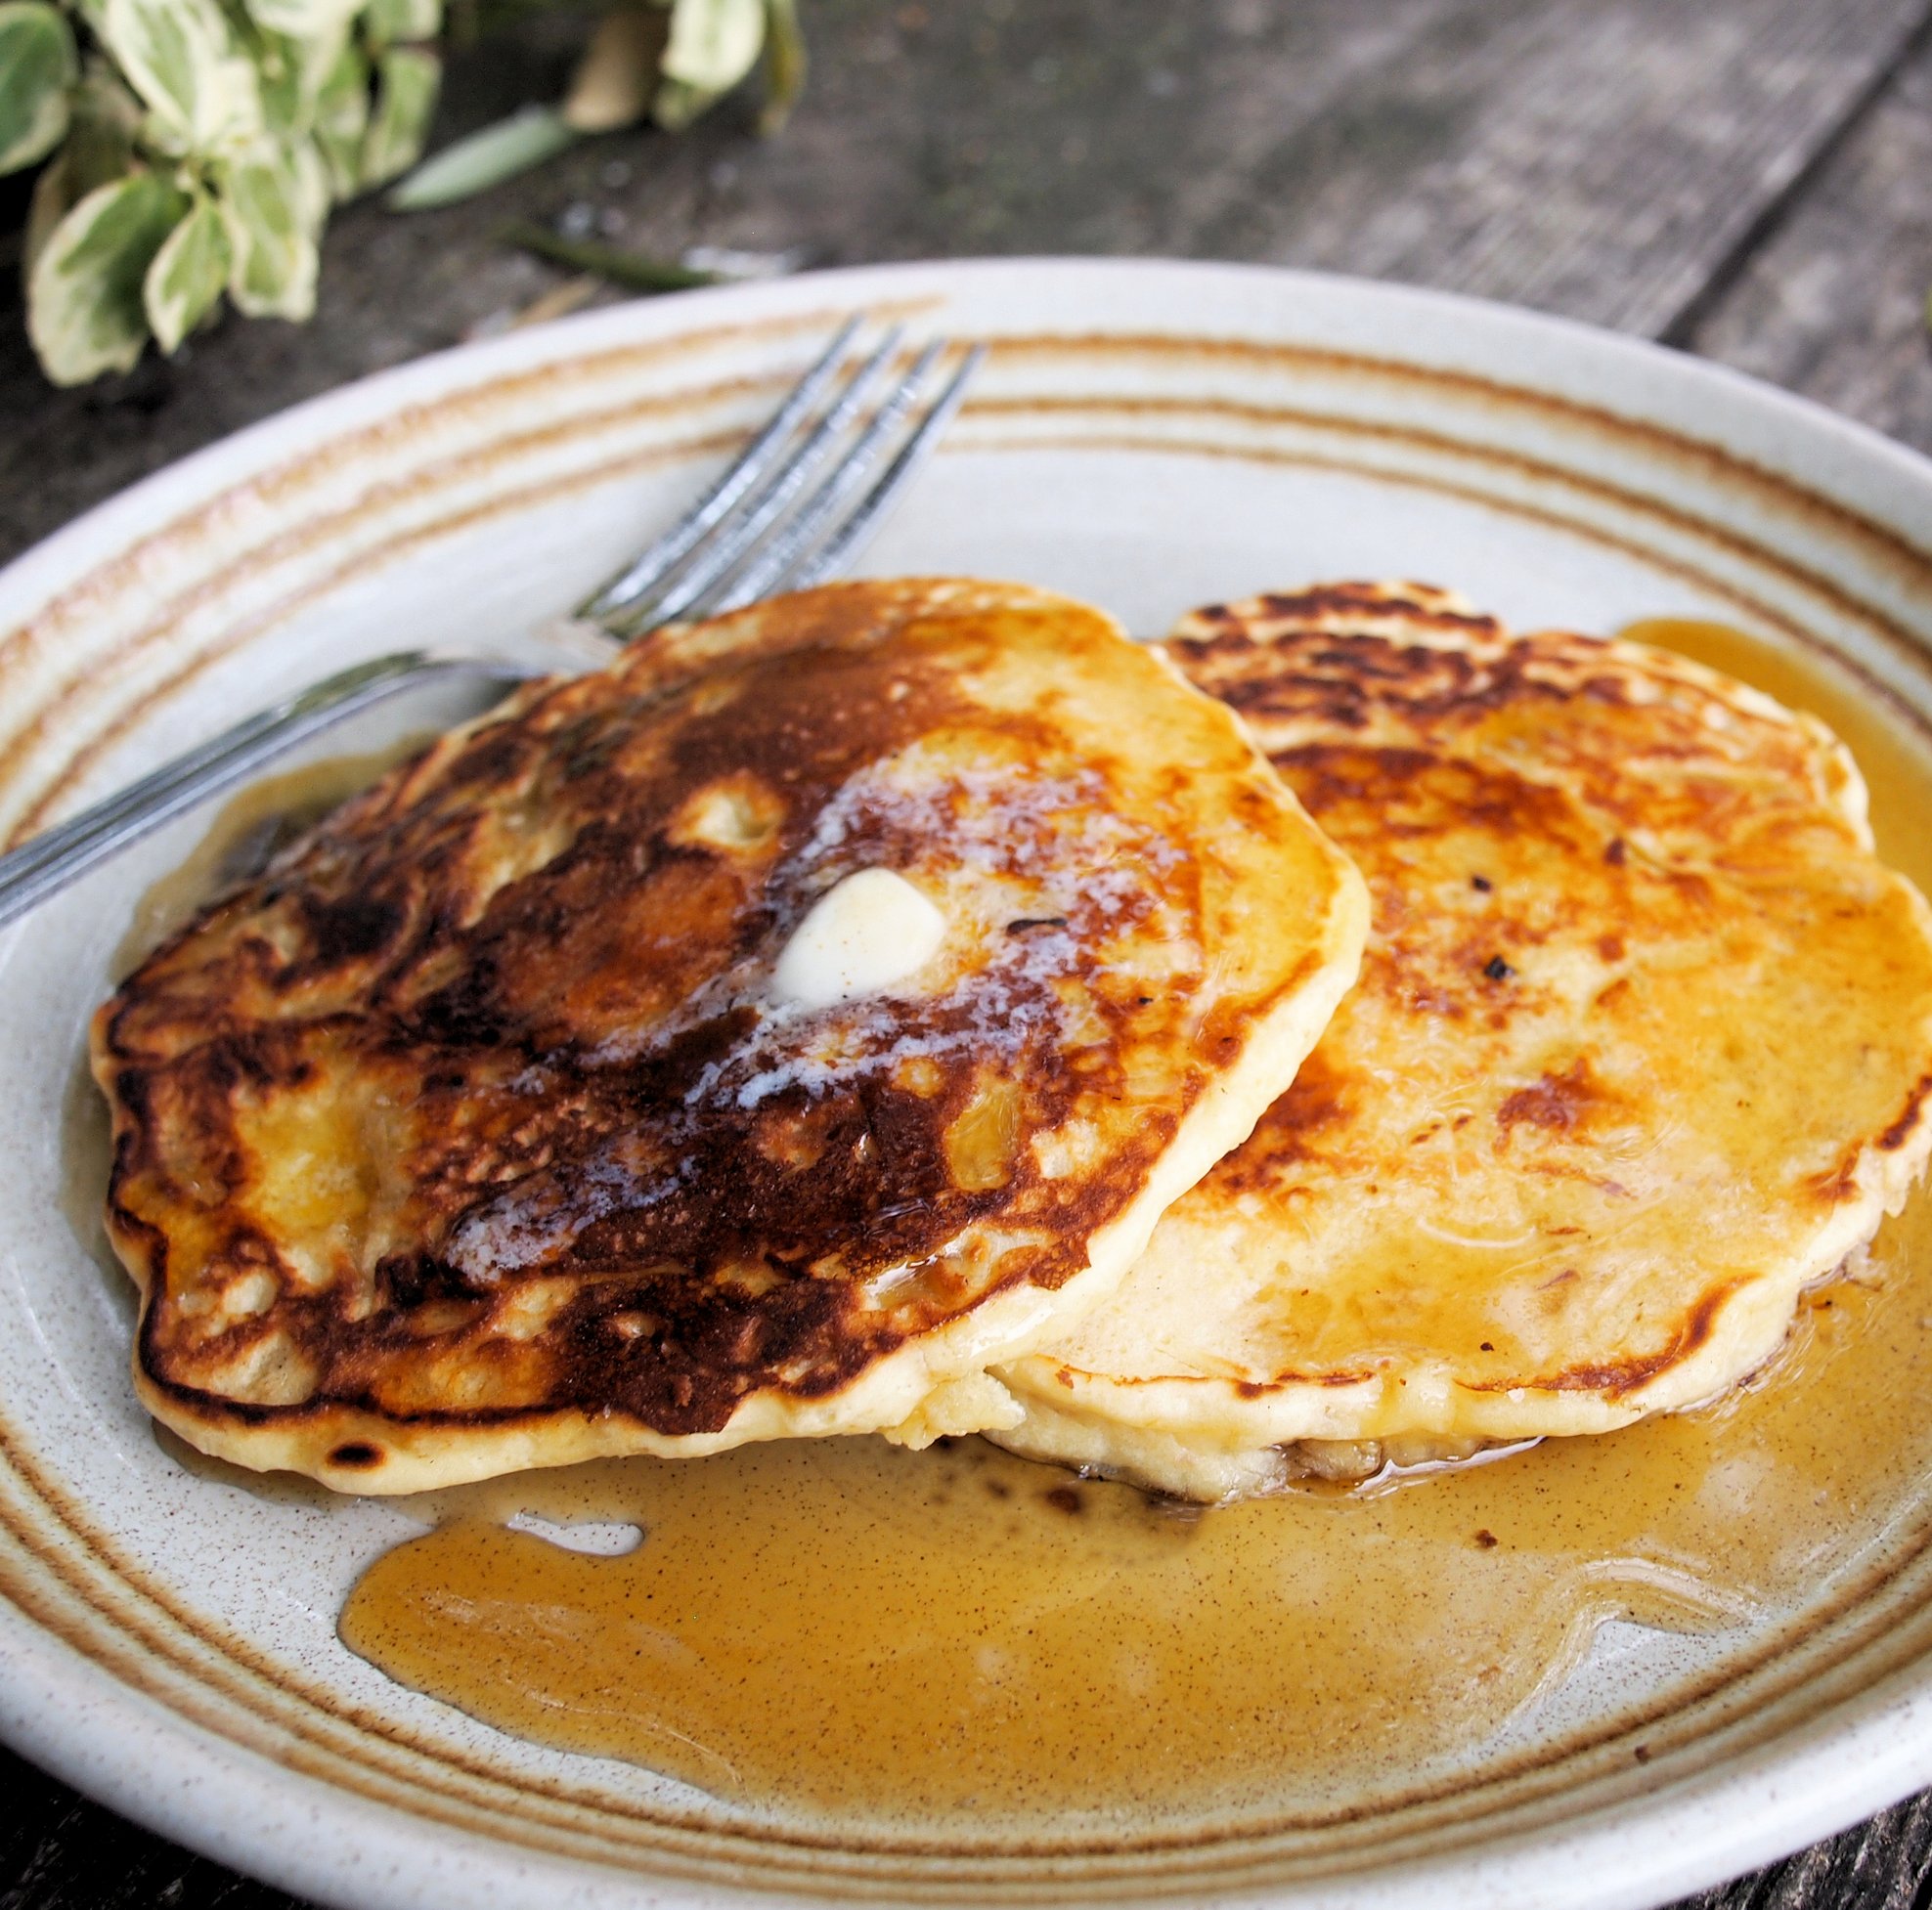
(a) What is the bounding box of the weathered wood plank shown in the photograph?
[1685,22,1932,457]
[1300,0,1932,334]
[723,0,1931,340]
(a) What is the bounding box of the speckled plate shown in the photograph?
[5,258,1932,1910]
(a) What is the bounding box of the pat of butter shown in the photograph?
[772,868,946,1009]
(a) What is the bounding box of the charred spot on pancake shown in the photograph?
[1249,582,1500,640]
[1494,1059,1618,1142]
[1483,955,1515,981]
[329,1442,383,1469]
[1880,1073,1932,1150]
[298,891,406,967]
[1208,1051,1352,1191]
[374,1250,481,1311]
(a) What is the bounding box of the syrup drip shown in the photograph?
[336,1199,1932,1833]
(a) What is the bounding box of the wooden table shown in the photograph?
[5,1,1932,1902]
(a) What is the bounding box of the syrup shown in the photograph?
[120,625,1932,1833]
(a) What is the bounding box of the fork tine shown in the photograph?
[577,315,863,624]
[0,322,985,930]
[699,341,954,620]
[783,344,985,596]
[601,325,906,638]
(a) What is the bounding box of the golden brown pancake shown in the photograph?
[94,579,1366,1493]
[993,583,1932,1500]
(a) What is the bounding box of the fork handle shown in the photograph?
[0,650,534,935]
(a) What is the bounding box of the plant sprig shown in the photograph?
[5,0,808,385]
[7,0,446,384]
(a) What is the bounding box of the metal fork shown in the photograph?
[0,322,985,933]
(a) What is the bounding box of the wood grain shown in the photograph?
[1686,22,1932,457]
[0,1741,319,1910]
[6,1,1932,1905]
[8,0,1932,562]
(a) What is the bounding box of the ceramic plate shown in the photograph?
[5,258,1932,1910]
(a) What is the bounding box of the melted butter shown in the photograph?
[770,866,948,1007]
[119,623,1932,1832]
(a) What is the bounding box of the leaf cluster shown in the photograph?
[6,0,806,386]
[6,0,444,382]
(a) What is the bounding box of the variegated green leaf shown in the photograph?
[27,169,187,383]
[23,148,75,276]
[243,0,360,38]
[63,61,143,184]
[143,190,229,350]
[100,0,263,155]
[362,0,441,49]
[219,134,326,317]
[386,101,574,211]
[359,43,438,187]
[254,44,303,135]
[22,64,142,274]
[659,0,764,97]
[0,3,77,175]
[311,38,368,197]
[254,20,352,135]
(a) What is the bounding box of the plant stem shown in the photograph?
[501,221,719,292]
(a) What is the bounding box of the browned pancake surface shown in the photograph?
[96,579,1364,1488]
[994,584,1932,1498]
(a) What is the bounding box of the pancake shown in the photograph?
[993,583,1932,1501]
[94,579,1366,1493]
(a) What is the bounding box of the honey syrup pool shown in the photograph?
[118,620,1932,1837]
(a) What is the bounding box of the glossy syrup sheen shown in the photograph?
[160,622,1932,1834]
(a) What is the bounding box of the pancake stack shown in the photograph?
[95,577,1932,1499]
